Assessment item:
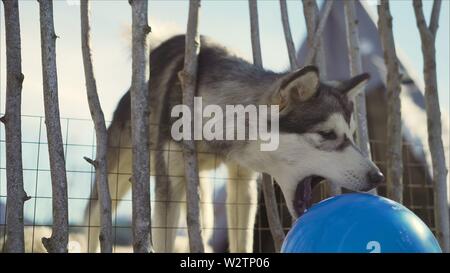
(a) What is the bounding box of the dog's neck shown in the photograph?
[207,64,287,108]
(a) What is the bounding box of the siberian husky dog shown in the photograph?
[86,35,384,253]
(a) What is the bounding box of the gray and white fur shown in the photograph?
[86,35,384,253]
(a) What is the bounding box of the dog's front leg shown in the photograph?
[153,175,185,252]
[226,164,258,253]
[152,145,187,253]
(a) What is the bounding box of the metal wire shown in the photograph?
[0,114,442,252]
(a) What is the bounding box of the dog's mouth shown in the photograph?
[293,175,325,217]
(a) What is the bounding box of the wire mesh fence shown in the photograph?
[0,114,441,252]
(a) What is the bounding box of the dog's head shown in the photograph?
[244,66,384,218]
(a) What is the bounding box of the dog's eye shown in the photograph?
[318,130,337,140]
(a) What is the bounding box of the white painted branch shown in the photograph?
[129,0,152,253]
[279,0,298,70]
[178,0,204,253]
[38,0,69,253]
[1,0,28,253]
[249,0,285,252]
[377,0,403,203]
[80,0,113,253]
[413,0,449,253]
[343,0,371,160]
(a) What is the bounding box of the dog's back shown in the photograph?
[107,35,278,165]
[87,35,267,252]
[85,34,382,253]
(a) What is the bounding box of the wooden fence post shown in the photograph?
[80,0,113,253]
[302,0,329,79]
[38,0,69,253]
[1,0,28,253]
[249,0,285,252]
[343,1,372,159]
[279,0,298,70]
[302,0,333,67]
[377,0,403,203]
[129,0,152,253]
[413,0,449,253]
[302,0,340,195]
[249,0,263,69]
[178,0,204,253]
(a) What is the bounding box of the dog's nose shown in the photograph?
[368,171,385,186]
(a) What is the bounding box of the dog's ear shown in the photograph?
[339,73,370,100]
[275,66,320,110]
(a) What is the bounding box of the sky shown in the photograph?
[0,0,448,121]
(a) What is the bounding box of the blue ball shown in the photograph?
[281,193,441,253]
